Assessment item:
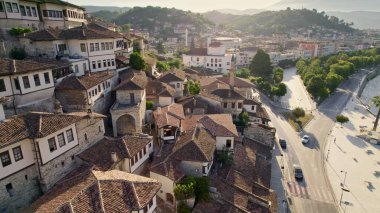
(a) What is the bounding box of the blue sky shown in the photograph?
[67,0,281,12]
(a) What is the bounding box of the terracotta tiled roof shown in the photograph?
[27,167,161,213]
[56,70,115,90]
[0,112,104,149]
[176,96,209,111]
[217,76,255,88]
[157,69,186,83]
[188,48,208,56]
[150,159,185,183]
[0,58,56,76]
[22,23,123,41]
[114,70,147,91]
[205,88,245,101]
[255,105,270,121]
[243,98,260,105]
[146,80,176,98]
[78,136,152,171]
[199,114,239,138]
[153,103,185,129]
[209,42,222,48]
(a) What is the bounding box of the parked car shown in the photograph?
[279,138,287,149]
[294,164,303,181]
[301,135,310,144]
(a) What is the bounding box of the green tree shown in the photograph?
[296,59,307,75]
[330,60,355,79]
[325,72,343,92]
[276,83,287,96]
[168,59,181,69]
[256,77,272,94]
[133,41,141,53]
[120,24,131,32]
[336,114,349,126]
[187,80,201,95]
[177,201,191,213]
[174,182,195,200]
[236,68,250,79]
[9,48,26,60]
[9,27,32,36]
[156,61,169,72]
[372,96,380,131]
[273,67,284,84]
[194,177,209,202]
[146,100,154,110]
[249,49,272,81]
[156,41,166,54]
[217,146,233,167]
[292,107,305,119]
[238,111,249,126]
[306,75,327,99]
[129,52,146,70]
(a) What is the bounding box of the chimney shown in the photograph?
[54,99,63,114]
[111,152,118,163]
[11,60,17,73]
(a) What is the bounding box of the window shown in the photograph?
[176,83,180,88]
[13,146,23,161]
[131,156,135,166]
[97,60,101,68]
[95,88,97,95]
[98,126,102,132]
[31,7,37,17]
[5,2,12,13]
[48,137,57,152]
[130,93,135,104]
[14,78,20,90]
[90,43,94,52]
[149,199,153,208]
[57,44,66,52]
[143,147,147,155]
[25,6,31,16]
[11,3,18,13]
[22,76,30,89]
[80,43,86,52]
[84,133,88,141]
[231,103,235,108]
[219,64,222,67]
[88,92,91,97]
[251,105,255,111]
[20,5,25,16]
[149,143,152,148]
[211,58,213,63]
[111,59,115,66]
[83,63,87,71]
[134,155,138,162]
[66,129,74,142]
[109,42,113,49]
[95,43,99,51]
[44,72,50,84]
[238,103,242,109]
[202,165,207,174]
[105,42,109,50]
[223,102,227,108]
[0,79,6,92]
[98,84,101,92]
[92,61,96,69]
[0,151,11,167]
[101,42,105,50]
[0,2,4,12]
[57,133,66,147]
[107,59,111,67]
[103,60,107,67]
[33,74,40,86]
[226,139,232,148]
[211,64,213,67]
[5,183,13,197]
[74,65,79,73]
[143,206,148,213]
[207,63,209,67]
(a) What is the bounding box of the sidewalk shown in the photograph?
[325,95,380,213]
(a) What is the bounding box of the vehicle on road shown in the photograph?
[294,164,303,181]
[301,135,310,144]
[279,138,287,149]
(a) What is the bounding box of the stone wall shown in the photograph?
[0,165,41,213]
[244,124,276,148]
[3,97,55,118]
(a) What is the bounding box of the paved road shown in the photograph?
[266,70,369,213]
[279,67,315,111]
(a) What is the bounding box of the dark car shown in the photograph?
[279,138,287,149]
[294,165,303,181]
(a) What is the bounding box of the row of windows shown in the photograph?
[89,42,114,52]
[74,62,87,73]
[48,129,74,153]
[88,81,111,98]
[91,59,115,70]
[0,2,19,13]
[20,73,50,90]
[210,58,222,63]
[20,5,37,17]
[207,63,222,68]
[42,10,63,18]
[223,102,243,109]
[131,143,151,166]
[66,9,84,19]
[0,146,23,167]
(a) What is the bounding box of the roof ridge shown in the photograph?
[130,182,142,209]
[192,127,213,161]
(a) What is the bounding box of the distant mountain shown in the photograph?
[267,0,380,12]
[83,6,130,13]
[203,9,354,34]
[326,11,380,29]
[216,8,264,15]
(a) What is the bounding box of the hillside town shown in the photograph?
[1,1,380,213]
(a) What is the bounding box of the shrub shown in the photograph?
[9,27,32,36]
[9,48,26,60]
[129,52,146,70]
[336,114,349,125]
[146,100,154,110]
[177,201,191,213]
[174,182,195,200]
[292,107,305,119]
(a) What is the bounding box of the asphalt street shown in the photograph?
[266,70,369,213]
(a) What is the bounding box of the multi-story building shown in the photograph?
[20,23,125,74]
[0,110,105,211]
[157,69,187,98]
[0,0,86,29]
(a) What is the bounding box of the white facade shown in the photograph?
[87,78,112,105]
[158,96,174,107]
[215,136,234,151]
[182,54,233,74]
[36,124,78,165]
[269,52,296,64]
[149,172,176,203]
[0,139,34,180]
[128,141,153,173]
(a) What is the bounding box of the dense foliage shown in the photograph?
[9,48,26,60]
[372,96,380,131]
[296,48,380,102]
[336,115,349,125]
[9,27,32,36]
[129,52,146,70]
[156,61,170,72]
[292,107,306,119]
[204,8,354,34]
[176,176,210,203]
[187,80,201,95]
[249,49,273,81]
[146,101,154,111]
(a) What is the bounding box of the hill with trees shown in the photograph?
[203,8,354,34]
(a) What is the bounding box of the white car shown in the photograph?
[301,135,310,144]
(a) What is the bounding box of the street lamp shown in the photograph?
[339,170,349,206]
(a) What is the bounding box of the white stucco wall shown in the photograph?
[182,54,233,74]
[149,172,175,202]
[116,90,144,105]
[0,139,35,179]
[36,124,78,165]
[130,141,153,173]
[0,76,13,98]
[243,104,257,113]
[158,96,174,107]
[216,136,234,151]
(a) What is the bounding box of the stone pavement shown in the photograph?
[325,90,380,212]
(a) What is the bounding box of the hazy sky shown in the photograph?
[67,0,281,12]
